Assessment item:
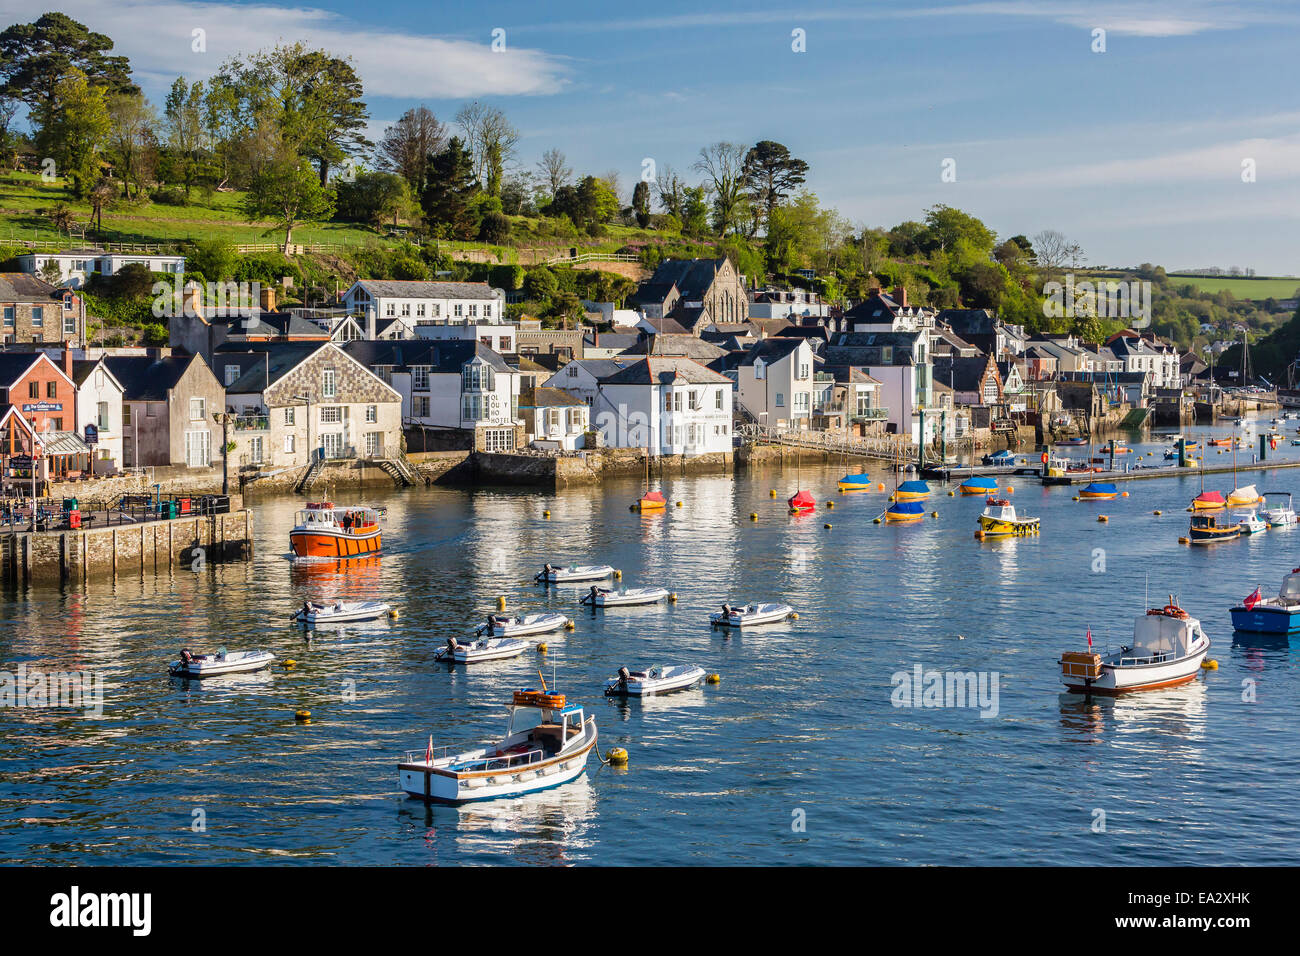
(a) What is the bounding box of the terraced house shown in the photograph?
[0,274,88,346]
[218,341,401,474]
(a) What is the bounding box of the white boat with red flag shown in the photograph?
[1059,597,1210,695]
[1229,570,1300,635]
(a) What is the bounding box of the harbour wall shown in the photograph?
[464,449,733,487]
[1,510,255,588]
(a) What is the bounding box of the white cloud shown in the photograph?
[0,0,570,99]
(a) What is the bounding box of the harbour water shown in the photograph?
[3,424,1300,865]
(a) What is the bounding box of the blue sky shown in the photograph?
[4,0,1299,273]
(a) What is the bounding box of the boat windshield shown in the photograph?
[1133,614,1192,656]
[1280,574,1300,600]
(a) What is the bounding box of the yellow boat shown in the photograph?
[885,501,925,522]
[837,472,872,491]
[1226,484,1261,507]
[977,499,1040,538]
[1078,483,1119,500]
[893,480,930,502]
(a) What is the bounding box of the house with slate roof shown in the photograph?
[104,352,225,469]
[592,357,733,456]
[342,279,505,334]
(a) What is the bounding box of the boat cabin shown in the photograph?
[504,691,586,758]
[293,503,379,532]
[1279,569,1300,604]
[1126,606,1202,664]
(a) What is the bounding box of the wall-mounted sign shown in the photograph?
[84,424,99,445]
[21,402,62,412]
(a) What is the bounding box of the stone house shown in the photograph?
[105,351,226,469]
[0,274,89,347]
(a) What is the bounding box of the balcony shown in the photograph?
[232,414,269,432]
[851,407,889,422]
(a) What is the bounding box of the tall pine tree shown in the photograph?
[421,136,479,239]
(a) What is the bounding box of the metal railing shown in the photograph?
[403,746,545,772]
[738,422,919,464]
[232,415,269,432]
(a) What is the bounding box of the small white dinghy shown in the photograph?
[534,563,615,584]
[709,602,794,628]
[435,636,530,664]
[580,585,670,607]
[476,612,571,638]
[294,599,390,624]
[605,664,706,697]
[168,648,275,678]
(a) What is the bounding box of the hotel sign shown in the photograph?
[21,402,62,412]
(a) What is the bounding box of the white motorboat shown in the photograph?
[168,648,276,678]
[1261,491,1296,527]
[604,663,706,697]
[435,635,531,664]
[1059,598,1210,695]
[398,687,597,803]
[535,563,615,584]
[709,602,794,627]
[293,599,390,624]
[1236,511,1267,534]
[580,585,670,607]
[476,612,571,638]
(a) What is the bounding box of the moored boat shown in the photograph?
[476,612,571,637]
[290,503,382,559]
[636,490,666,511]
[1055,437,1088,446]
[788,490,816,513]
[293,599,390,624]
[580,585,670,607]
[1261,492,1296,527]
[1189,511,1240,544]
[535,563,615,584]
[981,449,1026,466]
[976,498,1040,537]
[709,602,794,627]
[1191,490,1226,511]
[1236,511,1267,534]
[885,500,925,522]
[435,636,531,664]
[398,687,597,803]
[1059,598,1210,694]
[1079,482,1119,500]
[893,479,930,502]
[604,664,706,697]
[959,475,1000,496]
[1226,483,1261,507]
[837,472,872,491]
[1229,571,1300,634]
[168,648,275,678]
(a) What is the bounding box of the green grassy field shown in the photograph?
[1165,274,1300,299]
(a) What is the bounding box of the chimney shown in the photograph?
[183,282,204,319]
[260,285,277,313]
[367,305,376,341]
[63,340,73,379]
[894,284,908,308]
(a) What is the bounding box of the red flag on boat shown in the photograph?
[426,734,433,765]
[1086,627,1092,649]
[1244,586,1263,610]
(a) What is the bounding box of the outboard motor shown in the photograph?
[180,648,193,665]
[618,666,630,691]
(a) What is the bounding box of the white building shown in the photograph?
[520,387,589,450]
[71,357,124,474]
[342,280,505,335]
[592,357,733,457]
[541,359,632,406]
[735,337,817,426]
[748,286,829,320]
[18,249,187,288]
[413,319,518,354]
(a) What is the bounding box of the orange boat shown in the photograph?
[290,502,382,559]
[636,490,667,511]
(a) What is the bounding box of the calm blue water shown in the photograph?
[3,421,1300,865]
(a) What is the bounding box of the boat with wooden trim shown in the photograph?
[168,648,275,678]
[1078,482,1119,500]
[435,636,531,664]
[636,490,666,511]
[1229,570,1300,634]
[788,490,816,513]
[959,475,1000,496]
[1189,511,1240,544]
[976,498,1040,537]
[1059,598,1209,694]
[289,502,382,559]
[534,563,615,584]
[893,480,930,502]
[398,686,597,803]
[709,602,794,627]
[580,585,670,607]
[1261,492,1296,527]
[837,472,872,491]
[1191,490,1226,510]
[604,663,706,697]
[885,500,926,522]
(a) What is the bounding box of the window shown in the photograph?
[97,402,109,430]
[775,392,785,408]
[320,406,342,424]
[190,397,205,421]
[401,303,410,317]
[123,405,132,426]
[794,393,810,414]
[284,434,296,454]
[483,428,515,452]
[416,304,426,317]
[484,305,493,318]
[365,404,377,423]
[47,381,57,399]
[688,390,699,410]
[365,432,383,457]
[28,381,38,399]
[663,392,672,411]
[715,389,724,410]
[499,337,511,352]
[322,368,336,398]
[547,408,560,430]
[52,417,63,430]
[184,429,211,467]
[385,303,395,316]
[454,303,463,317]
[224,365,241,386]
[462,394,484,421]
[431,304,441,318]
[568,408,583,431]
[856,391,874,417]
[2,307,12,327]
[413,396,430,417]
[753,359,765,380]
[468,304,478,317]
[284,407,295,426]
[982,377,998,404]
[412,366,429,391]
[461,362,494,391]
[63,314,76,335]
[31,307,43,328]
[249,436,264,463]
[798,363,810,380]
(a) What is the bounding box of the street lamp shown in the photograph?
[212,411,231,495]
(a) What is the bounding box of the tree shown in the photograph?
[455,102,517,196]
[335,170,413,227]
[163,77,208,198]
[1032,230,1069,271]
[478,211,511,243]
[536,148,571,201]
[376,106,446,195]
[88,177,115,232]
[0,12,135,111]
[920,205,995,256]
[106,92,157,200]
[631,180,651,228]
[694,142,748,236]
[33,68,110,196]
[742,139,809,227]
[420,136,480,239]
[188,238,239,283]
[653,164,687,220]
[242,153,335,248]
[681,185,710,236]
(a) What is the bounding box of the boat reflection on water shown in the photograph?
[603,686,709,721]
[1230,630,1291,652]
[1057,681,1208,745]
[403,777,597,865]
[289,553,382,587]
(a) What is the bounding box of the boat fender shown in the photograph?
[281,659,297,669]
[1154,510,1162,516]
[824,523,832,529]
[389,609,399,619]
[1098,515,1108,522]
[668,593,678,602]
[750,513,758,520]
[543,510,551,518]
[1201,659,1218,670]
